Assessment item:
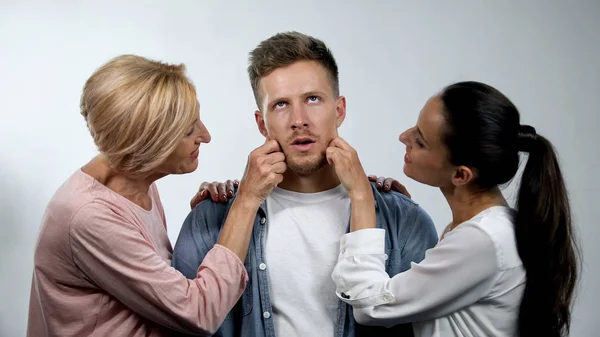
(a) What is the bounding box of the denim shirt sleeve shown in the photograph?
[400,203,438,268]
[371,186,438,273]
[172,200,225,279]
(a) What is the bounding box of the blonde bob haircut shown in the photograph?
[80,54,199,176]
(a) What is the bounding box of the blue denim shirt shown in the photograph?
[172,182,438,337]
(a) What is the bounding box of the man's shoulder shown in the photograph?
[369,182,439,266]
[370,182,438,242]
[183,196,238,232]
[369,181,421,213]
[192,196,236,214]
[173,197,242,277]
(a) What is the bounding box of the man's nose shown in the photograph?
[290,106,309,130]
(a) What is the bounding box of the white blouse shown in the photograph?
[331,206,525,337]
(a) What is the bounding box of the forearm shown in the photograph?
[216,196,260,261]
[349,189,376,232]
[333,224,497,326]
[70,208,248,334]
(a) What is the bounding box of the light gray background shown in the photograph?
[1,1,598,336]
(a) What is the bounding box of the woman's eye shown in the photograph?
[416,137,424,147]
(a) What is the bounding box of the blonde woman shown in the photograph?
[27,55,286,337]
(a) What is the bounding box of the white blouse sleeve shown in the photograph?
[331,225,498,327]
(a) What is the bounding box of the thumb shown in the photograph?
[262,132,281,152]
[326,147,336,165]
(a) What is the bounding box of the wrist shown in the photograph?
[348,182,374,202]
[349,189,374,203]
[234,190,263,210]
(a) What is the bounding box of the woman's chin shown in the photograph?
[402,164,411,177]
[402,166,425,185]
[174,161,199,175]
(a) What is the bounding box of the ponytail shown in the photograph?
[439,82,581,336]
[515,128,581,337]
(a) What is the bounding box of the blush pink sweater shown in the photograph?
[27,169,248,336]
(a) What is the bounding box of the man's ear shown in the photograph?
[255,110,268,138]
[335,95,347,128]
[451,165,475,187]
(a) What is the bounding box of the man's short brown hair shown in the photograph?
[247,31,339,109]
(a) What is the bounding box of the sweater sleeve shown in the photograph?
[69,203,248,335]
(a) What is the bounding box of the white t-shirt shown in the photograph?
[264,184,351,337]
[332,206,526,337]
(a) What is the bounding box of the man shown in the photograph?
[172,31,439,337]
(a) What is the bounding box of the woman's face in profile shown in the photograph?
[157,113,211,176]
[399,95,455,188]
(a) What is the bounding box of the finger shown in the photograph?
[217,183,228,202]
[271,161,287,174]
[383,178,394,192]
[209,182,220,202]
[328,140,353,161]
[329,137,353,152]
[198,181,209,192]
[190,182,210,208]
[327,146,347,161]
[368,175,378,182]
[190,192,202,209]
[257,139,283,155]
[326,147,337,165]
[263,151,286,165]
[233,179,240,188]
[326,147,348,167]
[268,172,285,186]
[376,176,385,188]
[226,180,235,197]
[274,173,284,185]
[392,181,411,198]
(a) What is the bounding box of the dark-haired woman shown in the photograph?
[331,81,580,337]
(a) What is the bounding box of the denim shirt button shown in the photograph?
[259,263,267,270]
[263,311,271,319]
[260,217,266,225]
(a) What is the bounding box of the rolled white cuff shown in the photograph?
[339,228,386,257]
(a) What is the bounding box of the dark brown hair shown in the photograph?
[247,31,339,109]
[440,81,581,337]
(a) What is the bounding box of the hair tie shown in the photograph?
[518,125,537,152]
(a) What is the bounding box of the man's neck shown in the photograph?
[276,164,341,193]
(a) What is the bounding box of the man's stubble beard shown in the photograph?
[285,151,328,175]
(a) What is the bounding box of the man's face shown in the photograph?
[254,60,346,175]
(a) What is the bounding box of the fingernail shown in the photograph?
[200,190,205,196]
